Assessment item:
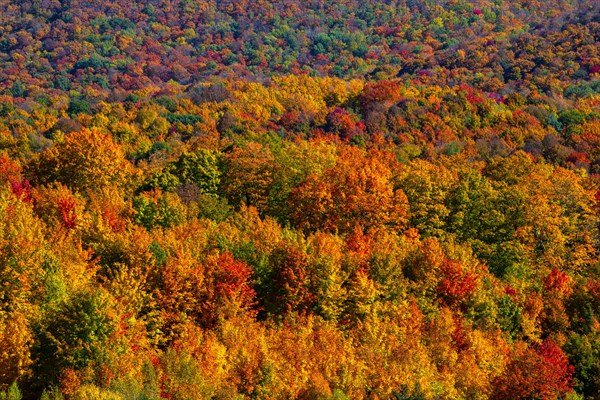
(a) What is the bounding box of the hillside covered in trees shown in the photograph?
[1,0,600,399]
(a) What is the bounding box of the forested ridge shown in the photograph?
[1,0,600,399]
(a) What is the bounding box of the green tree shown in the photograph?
[32,289,115,389]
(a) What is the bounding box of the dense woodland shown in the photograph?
[1,0,600,399]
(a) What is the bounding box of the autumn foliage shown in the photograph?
[1,0,600,399]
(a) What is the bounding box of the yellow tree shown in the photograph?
[27,127,134,194]
[0,311,33,391]
[220,142,275,214]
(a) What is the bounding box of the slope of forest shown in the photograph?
[1,0,600,399]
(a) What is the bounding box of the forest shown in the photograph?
[1,0,600,399]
